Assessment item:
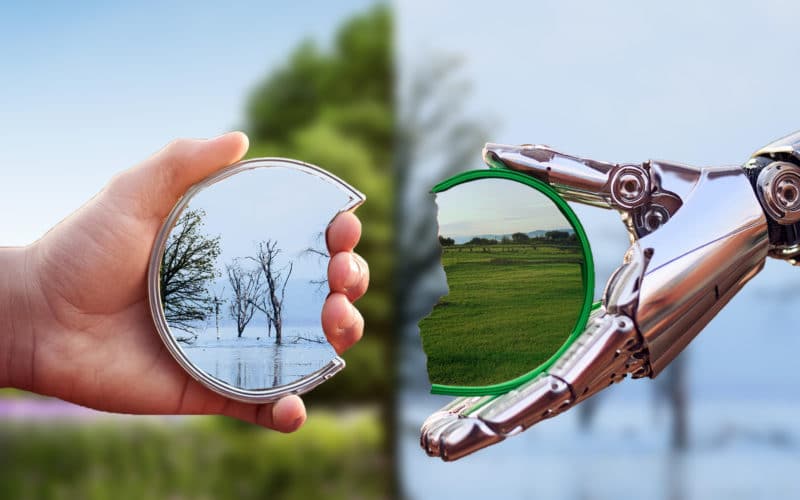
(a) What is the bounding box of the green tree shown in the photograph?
[546,230,570,240]
[160,209,221,335]
[467,237,497,246]
[512,231,530,243]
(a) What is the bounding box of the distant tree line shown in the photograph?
[439,230,577,247]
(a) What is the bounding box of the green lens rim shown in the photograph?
[427,168,596,396]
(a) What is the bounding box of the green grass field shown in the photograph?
[420,243,585,387]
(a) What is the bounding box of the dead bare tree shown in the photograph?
[249,240,293,344]
[226,260,262,337]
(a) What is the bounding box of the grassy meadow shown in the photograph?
[420,242,585,387]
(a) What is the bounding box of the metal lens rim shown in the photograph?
[147,157,365,403]
[428,169,596,396]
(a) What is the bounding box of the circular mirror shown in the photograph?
[419,170,594,396]
[148,158,364,403]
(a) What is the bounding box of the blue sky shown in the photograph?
[436,177,568,238]
[397,0,800,355]
[190,166,352,279]
[186,165,355,326]
[0,0,378,245]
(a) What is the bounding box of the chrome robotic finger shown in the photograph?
[421,309,647,461]
[420,396,492,450]
[482,143,690,238]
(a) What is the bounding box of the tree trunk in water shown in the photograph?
[273,353,281,387]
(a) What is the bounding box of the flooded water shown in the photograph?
[400,395,800,500]
[179,325,336,390]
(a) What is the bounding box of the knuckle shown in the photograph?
[164,137,193,157]
[159,138,195,187]
[163,138,192,164]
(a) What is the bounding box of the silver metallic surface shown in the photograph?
[610,164,650,209]
[756,161,800,224]
[148,158,365,404]
[421,134,785,461]
[483,143,685,239]
[752,130,800,257]
[635,165,767,374]
[752,130,800,163]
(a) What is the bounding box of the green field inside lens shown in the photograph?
[420,243,584,388]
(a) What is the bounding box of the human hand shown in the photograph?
[0,132,369,432]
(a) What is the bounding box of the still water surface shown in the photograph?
[179,325,336,389]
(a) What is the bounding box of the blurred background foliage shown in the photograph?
[245,3,393,408]
[0,4,395,499]
[0,410,384,500]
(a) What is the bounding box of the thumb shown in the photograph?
[108,131,250,218]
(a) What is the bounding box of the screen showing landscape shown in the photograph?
[420,177,586,389]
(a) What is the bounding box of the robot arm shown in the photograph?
[421,132,800,461]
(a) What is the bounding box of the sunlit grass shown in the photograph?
[420,244,584,387]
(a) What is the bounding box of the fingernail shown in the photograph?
[344,254,363,290]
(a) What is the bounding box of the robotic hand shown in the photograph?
[421,131,800,461]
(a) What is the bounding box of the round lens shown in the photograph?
[149,159,363,402]
[419,170,594,395]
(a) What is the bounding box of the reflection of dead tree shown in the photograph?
[249,240,293,344]
[273,351,281,388]
[160,209,221,335]
[226,260,262,337]
[293,335,325,344]
[173,332,198,344]
[211,287,225,340]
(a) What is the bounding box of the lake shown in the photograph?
[178,324,336,390]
